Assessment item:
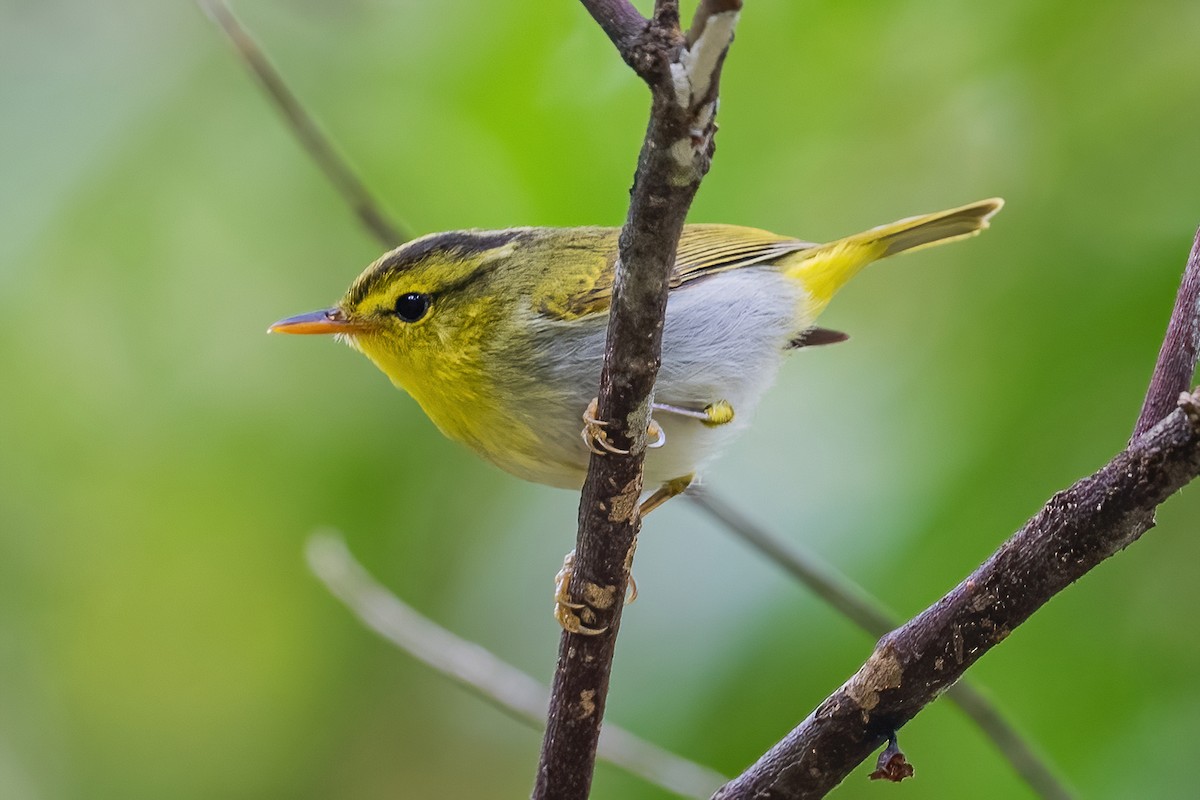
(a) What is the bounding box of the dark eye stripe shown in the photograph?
[394,293,430,322]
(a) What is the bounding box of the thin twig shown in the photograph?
[1133,228,1200,437]
[194,0,406,247]
[306,533,726,800]
[687,490,895,633]
[687,489,1073,800]
[534,4,741,799]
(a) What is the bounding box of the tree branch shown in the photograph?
[1134,228,1200,437]
[687,490,1072,799]
[578,0,648,59]
[305,533,725,799]
[194,0,406,247]
[715,394,1200,798]
[533,3,741,799]
[713,226,1200,796]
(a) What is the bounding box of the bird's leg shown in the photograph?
[652,399,735,427]
[553,473,695,634]
[638,473,695,516]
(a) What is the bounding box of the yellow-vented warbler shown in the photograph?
[272,199,1002,503]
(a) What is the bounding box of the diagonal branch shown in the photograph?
[713,229,1200,798]
[687,490,1072,799]
[194,0,406,247]
[715,391,1200,799]
[533,3,741,799]
[306,533,726,799]
[578,0,648,59]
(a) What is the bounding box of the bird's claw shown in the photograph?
[581,398,665,455]
[554,551,608,635]
[646,419,666,449]
[581,398,629,456]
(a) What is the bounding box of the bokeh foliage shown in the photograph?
[3,1,1200,797]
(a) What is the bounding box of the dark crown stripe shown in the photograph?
[401,230,522,263]
[349,229,524,305]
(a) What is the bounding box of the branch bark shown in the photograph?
[687,490,1071,800]
[713,231,1200,798]
[1134,228,1200,438]
[533,3,741,799]
[578,0,648,59]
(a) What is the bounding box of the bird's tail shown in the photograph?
[784,197,1003,317]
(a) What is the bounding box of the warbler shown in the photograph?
[272,199,1001,631]
[272,199,1001,508]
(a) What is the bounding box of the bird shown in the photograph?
[271,197,1002,630]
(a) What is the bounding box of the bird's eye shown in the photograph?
[393,292,430,322]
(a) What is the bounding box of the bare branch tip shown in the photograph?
[686,0,742,47]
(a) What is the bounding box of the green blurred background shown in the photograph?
[3,0,1199,797]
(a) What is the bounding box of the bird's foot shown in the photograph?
[646,418,666,448]
[581,398,628,456]
[554,550,608,635]
[652,399,735,427]
[700,399,735,427]
[581,398,667,454]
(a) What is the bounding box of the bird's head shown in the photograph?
[270,229,528,393]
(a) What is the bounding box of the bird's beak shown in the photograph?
[268,307,364,335]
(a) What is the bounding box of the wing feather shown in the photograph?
[542,224,812,320]
[671,225,813,285]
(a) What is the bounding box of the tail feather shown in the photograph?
[785,198,1003,316]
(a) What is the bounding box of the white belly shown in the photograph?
[490,267,806,489]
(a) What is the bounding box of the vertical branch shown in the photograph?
[533,3,742,799]
[1133,228,1200,438]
